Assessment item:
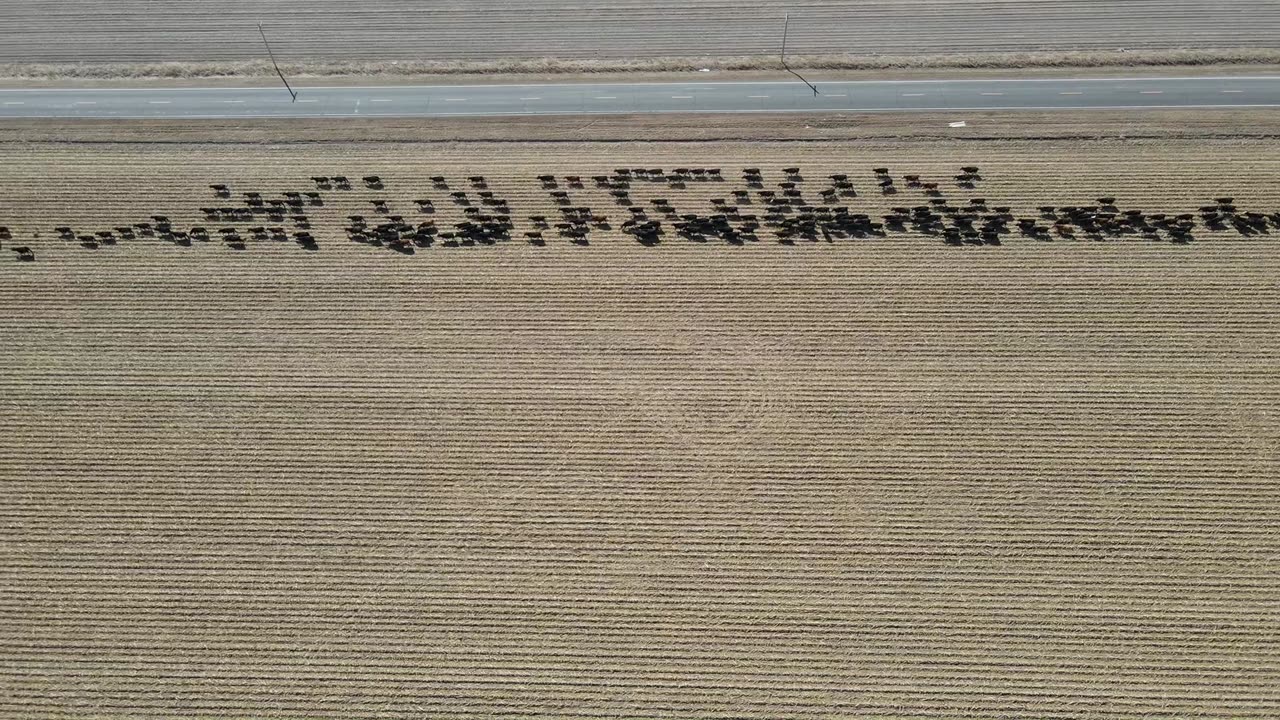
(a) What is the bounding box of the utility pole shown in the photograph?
[781,13,819,96]
[258,23,297,102]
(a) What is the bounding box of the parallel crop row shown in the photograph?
[1,0,1276,64]
[2,138,1279,720]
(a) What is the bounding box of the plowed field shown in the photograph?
[2,126,1279,718]
[1,0,1277,66]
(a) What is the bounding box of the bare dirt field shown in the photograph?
[2,115,1279,718]
[2,0,1279,79]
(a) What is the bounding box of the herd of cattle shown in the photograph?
[4,166,1278,262]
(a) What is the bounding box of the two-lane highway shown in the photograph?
[1,76,1278,119]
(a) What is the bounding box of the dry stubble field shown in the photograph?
[1,0,1278,73]
[1,118,1279,718]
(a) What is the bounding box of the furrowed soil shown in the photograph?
[1,116,1279,718]
[2,0,1280,80]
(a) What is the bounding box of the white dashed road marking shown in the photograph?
[1139,90,1164,94]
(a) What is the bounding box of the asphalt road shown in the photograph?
[1,76,1277,119]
